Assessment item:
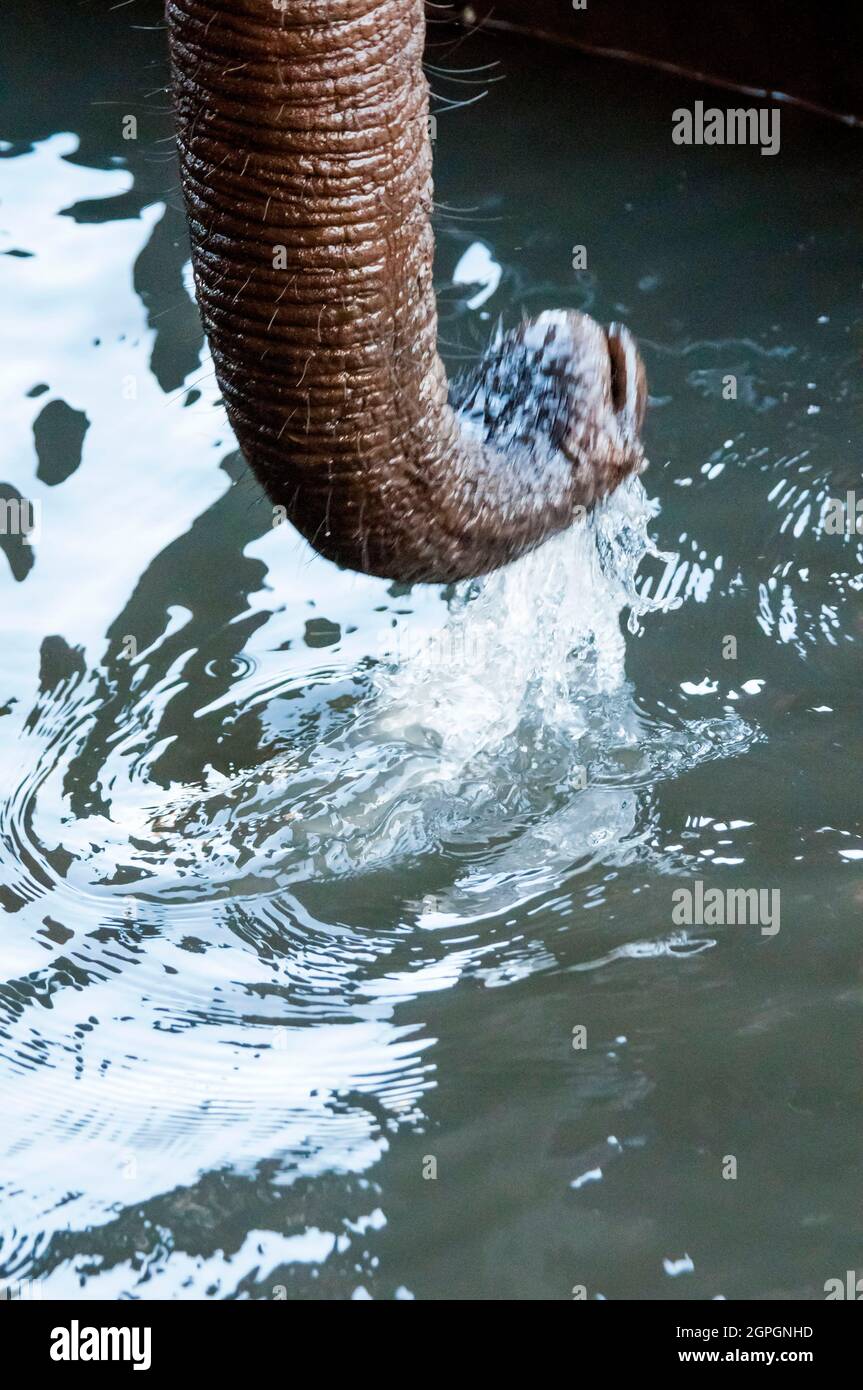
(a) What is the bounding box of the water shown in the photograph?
[1,4,861,1300]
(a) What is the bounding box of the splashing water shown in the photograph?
[348,475,756,922]
[378,475,673,756]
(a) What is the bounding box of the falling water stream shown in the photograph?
[1,2,861,1300]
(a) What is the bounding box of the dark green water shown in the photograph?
[0,3,861,1300]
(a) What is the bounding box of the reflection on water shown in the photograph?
[1,4,861,1299]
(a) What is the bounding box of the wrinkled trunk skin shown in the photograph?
[167,0,647,583]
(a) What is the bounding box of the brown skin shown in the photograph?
[167,0,647,583]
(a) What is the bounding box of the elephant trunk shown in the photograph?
[167,0,647,583]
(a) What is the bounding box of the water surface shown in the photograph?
[1,2,861,1299]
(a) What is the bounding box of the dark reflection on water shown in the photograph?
[0,1,861,1299]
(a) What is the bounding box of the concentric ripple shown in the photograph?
[0,471,755,1293]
